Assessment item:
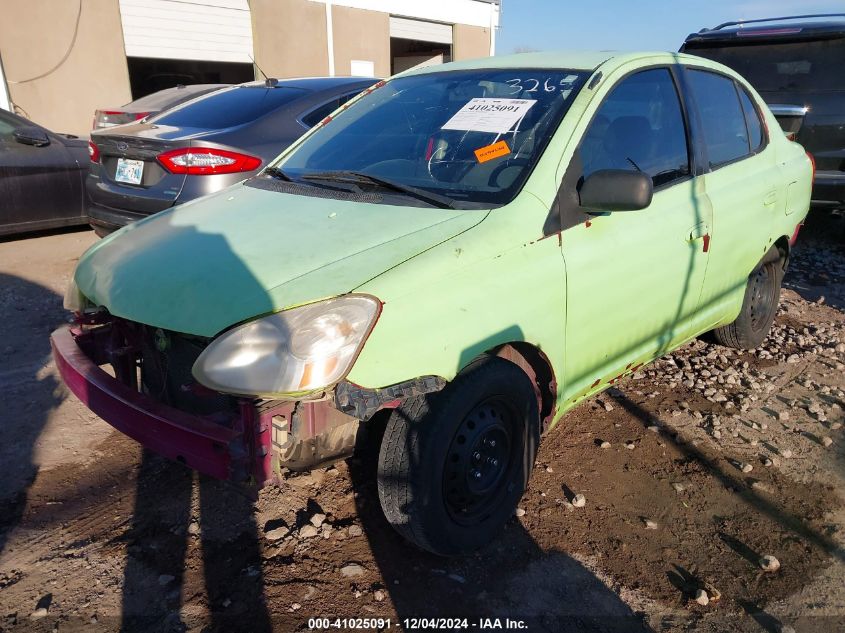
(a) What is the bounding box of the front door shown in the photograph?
[560,67,712,402]
[0,111,81,232]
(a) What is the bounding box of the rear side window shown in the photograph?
[301,99,343,128]
[152,86,307,129]
[301,93,358,128]
[686,69,750,167]
[738,87,765,152]
[580,68,690,188]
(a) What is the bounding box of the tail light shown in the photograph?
[157,148,262,175]
[88,140,100,163]
[93,110,150,129]
[806,151,816,181]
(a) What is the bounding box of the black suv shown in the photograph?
[681,14,845,210]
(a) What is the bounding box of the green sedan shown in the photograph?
[55,51,812,556]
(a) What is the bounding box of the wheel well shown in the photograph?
[771,236,790,272]
[488,342,557,432]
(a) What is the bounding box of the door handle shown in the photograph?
[764,190,778,206]
[688,222,711,253]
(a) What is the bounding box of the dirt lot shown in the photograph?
[1,213,844,633]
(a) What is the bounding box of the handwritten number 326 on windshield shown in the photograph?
[506,78,571,94]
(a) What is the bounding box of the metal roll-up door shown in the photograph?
[389,16,453,45]
[119,0,254,63]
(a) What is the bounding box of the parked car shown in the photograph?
[93,83,228,129]
[54,51,812,555]
[86,77,378,236]
[0,109,89,237]
[681,13,845,209]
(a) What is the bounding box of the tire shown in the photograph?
[377,356,539,556]
[713,254,783,350]
[90,224,114,239]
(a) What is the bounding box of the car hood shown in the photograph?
[75,182,487,336]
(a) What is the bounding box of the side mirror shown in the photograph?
[578,169,653,212]
[13,127,51,147]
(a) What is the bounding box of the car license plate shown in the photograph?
[115,158,144,185]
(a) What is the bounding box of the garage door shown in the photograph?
[118,0,254,63]
[389,16,453,44]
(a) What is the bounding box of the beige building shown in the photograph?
[0,0,500,135]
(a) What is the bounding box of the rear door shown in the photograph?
[683,36,845,200]
[683,67,780,322]
[0,111,83,233]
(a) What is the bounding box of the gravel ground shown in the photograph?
[0,212,844,633]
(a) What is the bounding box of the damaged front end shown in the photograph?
[51,312,444,487]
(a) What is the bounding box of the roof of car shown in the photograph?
[683,14,845,46]
[406,51,617,74]
[238,77,379,91]
[399,50,708,77]
[124,84,229,110]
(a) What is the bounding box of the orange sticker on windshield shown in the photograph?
[474,141,511,164]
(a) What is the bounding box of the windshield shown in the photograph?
[686,38,845,92]
[275,68,588,207]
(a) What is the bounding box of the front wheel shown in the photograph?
[377,356,539,556]
[713,255,783,349]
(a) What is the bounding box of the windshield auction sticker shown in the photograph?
[442,98,537,134]
[474,140,511,163]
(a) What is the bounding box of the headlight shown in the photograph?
[63,276,88,312]
[192,295,380,397]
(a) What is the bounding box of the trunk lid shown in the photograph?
[90,124,222,214]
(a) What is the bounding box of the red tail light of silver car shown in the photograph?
[156,148,262,175]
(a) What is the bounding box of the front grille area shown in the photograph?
[138,325,238,417]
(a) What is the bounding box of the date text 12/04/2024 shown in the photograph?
[307,617,528,630]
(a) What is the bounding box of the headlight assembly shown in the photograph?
[63,276,89,312]
[192,295,380,397]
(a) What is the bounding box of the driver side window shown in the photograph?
[580,68,690,188]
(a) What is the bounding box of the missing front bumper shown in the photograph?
[50,323,365,485]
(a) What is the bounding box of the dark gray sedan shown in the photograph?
[86,77,377,236]
[0,109,88,237]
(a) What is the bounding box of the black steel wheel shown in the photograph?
[748,264,777,332]
[377,356,539,556]
[443,397,519,525]
[713,251,783,350]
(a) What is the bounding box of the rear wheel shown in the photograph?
[713,255,783,349]
[377,356,539,556]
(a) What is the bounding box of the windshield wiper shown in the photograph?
[263,166,294,181]
[302,170,458,209]
[625,157,643,172]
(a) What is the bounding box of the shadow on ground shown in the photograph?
[0,273,65,555]
[346,418,654,633]
[118,451,272,632]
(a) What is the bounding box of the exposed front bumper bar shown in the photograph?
[51,324,248,481]
[50,313,445,486]
[51,322,383,485]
